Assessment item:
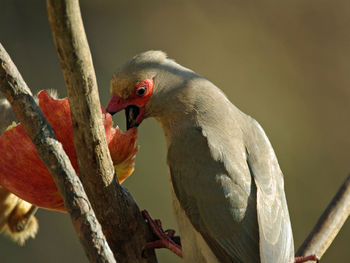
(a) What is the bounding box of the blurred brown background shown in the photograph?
[1,0,349,262]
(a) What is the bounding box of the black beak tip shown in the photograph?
[125,105,141,130]
[107,110,116,116]
[126,121,140,130]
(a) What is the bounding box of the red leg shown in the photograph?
[295,255,319,263]
[141,210,183,258]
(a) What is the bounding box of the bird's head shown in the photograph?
[106,50,168,130]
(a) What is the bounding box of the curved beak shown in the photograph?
[106,95,127,115]
[106,95,141,130]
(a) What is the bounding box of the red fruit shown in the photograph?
[0,90,138,212]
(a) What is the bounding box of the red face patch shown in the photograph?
[106,78,154,124]
[131,78,154,105]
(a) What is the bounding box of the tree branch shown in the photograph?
[46,1,157,262]
[296,174,350,261]
[0,43,116,263]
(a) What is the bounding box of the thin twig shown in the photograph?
[296,174,350,261]
[46,1,157,262]
[0,43,116,263]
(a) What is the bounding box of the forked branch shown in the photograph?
[46,0,157,262]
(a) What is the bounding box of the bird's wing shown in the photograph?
[168,118,294,263]
[245,119,294,263]
[168,126,261,263]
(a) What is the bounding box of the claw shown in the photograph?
[141,210,183,258]
[165,229,176,238]
[295,254,319,263]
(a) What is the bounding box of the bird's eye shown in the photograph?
[136,86,147,97]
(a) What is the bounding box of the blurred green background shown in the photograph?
[1,0,349,262]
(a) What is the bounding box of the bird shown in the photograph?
[106,50,295,263]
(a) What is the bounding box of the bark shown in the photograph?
[46,1,157,262]
[296,174,350,261]
[3,0,349,261]
[0,43,116,263]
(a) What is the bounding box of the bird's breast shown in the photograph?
[169,181,220,263]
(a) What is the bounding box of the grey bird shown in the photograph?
[106,51,294,263]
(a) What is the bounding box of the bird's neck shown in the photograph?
[155,104,198,148]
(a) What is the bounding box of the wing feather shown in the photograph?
[168,127,260,263]
[168,116,294,263]
[246,119,294,263]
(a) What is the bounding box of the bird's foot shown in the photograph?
[141,210,183,258]
[295,254,319,263]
